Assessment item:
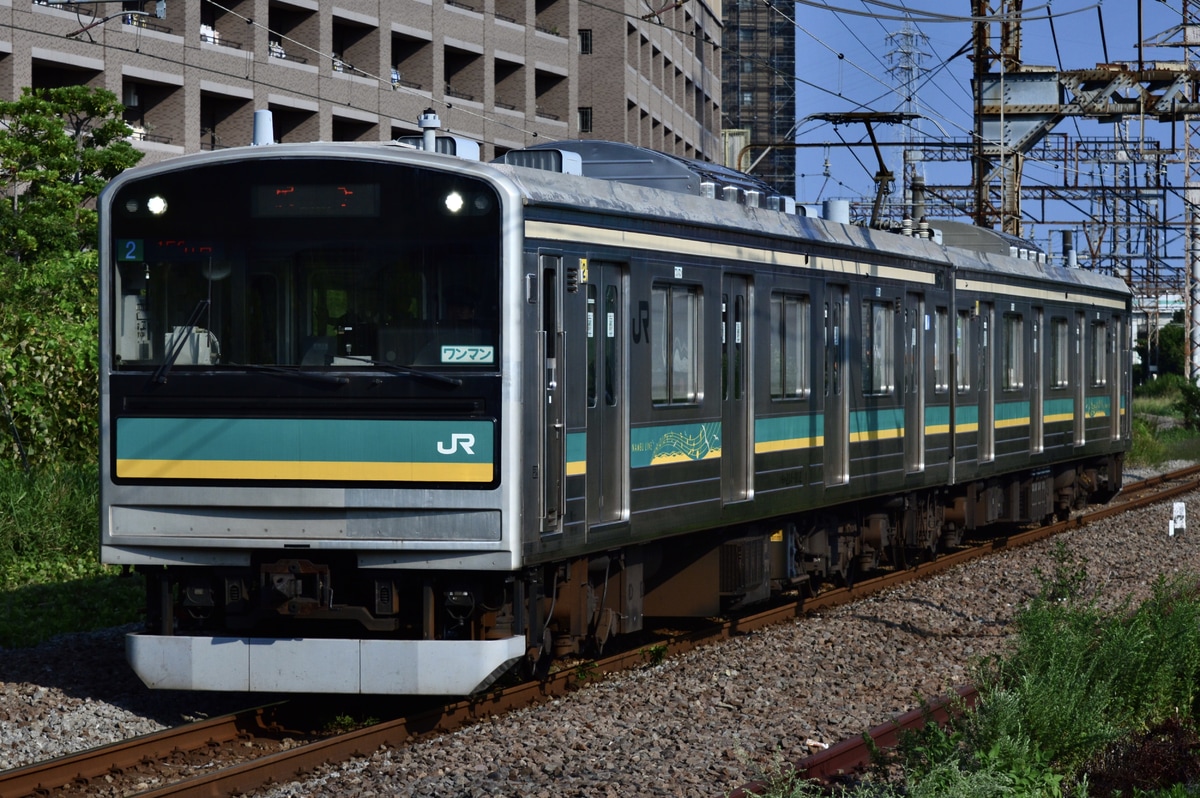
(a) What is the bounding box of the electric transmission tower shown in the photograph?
[886,20,931,209]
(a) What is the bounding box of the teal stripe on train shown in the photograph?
[566,432,587,476]
[117,417,494,463]
[630,422,721,468]
[926,404,951,434]
[850,407,903,442]
[1086,396,1112,418]
[754,414,822,453]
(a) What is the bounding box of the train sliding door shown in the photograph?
[1109,316,1122,441]
[539,253,565,534]
[1074,310,1085,446]
[586,261,628,526]
[979,302,995,463]
[722,274,752,503]
[824,285,849,486]
[1031,309,1044,454]
[904,292,925,473]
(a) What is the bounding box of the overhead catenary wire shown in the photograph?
[794,0,1100,24]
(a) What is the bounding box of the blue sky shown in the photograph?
[785,1,1188,263]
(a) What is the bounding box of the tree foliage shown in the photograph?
[0,86,142,466]
[0,85,142,258]
[1136,312,1187,382]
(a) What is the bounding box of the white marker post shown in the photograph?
[1171,501,1187,537]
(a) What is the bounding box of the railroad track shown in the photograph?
[731,463,1200,794]
[4,466,1197,798]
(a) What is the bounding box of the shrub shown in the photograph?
[1136,372,1189,399]
[0,250,99,466]
[1175,380,1200,432]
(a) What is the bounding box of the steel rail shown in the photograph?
[0,705,286,798]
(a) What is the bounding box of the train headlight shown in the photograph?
[442,190,493,215]
[147,195,168,215]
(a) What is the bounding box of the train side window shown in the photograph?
[651,283,701,405]
[933,306,949,393]
[770,292,811,400]
[1002,313,1024,390]
[1050,317,1069,388]
[862,299,894,395]
[1090,321,1108,387]
[955,310,970,393]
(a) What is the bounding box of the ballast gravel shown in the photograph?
[1,462,1196,796]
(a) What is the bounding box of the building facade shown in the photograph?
[719,0,794,195]
[1,0,719,164]
[575,0,721,161]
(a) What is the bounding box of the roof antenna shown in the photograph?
[252,110,274,146]
[419,108,441,152]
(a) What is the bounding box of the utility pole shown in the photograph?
[1185,0,1200,382]
[972,0,1024,234]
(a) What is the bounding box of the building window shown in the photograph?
[770,292,810,400]
[578,107,593,133]
[652,283,701,405]
[579,29,592,54]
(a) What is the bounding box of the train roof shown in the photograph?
[103,140,1130,303]
[491,157,1131,302]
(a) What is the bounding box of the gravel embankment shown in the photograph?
[0,463,1194,796]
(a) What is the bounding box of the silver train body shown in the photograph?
[98,140,1130,694]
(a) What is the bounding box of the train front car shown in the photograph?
[98,144,529,694]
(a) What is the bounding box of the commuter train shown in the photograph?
[98,134,1130,695]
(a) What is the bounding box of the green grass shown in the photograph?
[868,550,1200,798]
[1131,387,1200,467]
[731,547,1200,798]
[0,463,143,647]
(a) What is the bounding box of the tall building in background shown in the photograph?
[719,0,794,195]
[576,0,722,160]
[7,0,720,164]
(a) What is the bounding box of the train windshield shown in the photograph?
[107,155,501,371]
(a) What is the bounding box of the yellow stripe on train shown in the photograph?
[755,436,823,454]
[116,459,494,482]
[849,428,903,443]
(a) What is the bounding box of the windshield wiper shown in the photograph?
[152,300,209,384]
[336,355,463,387]
[229,363,350,385]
